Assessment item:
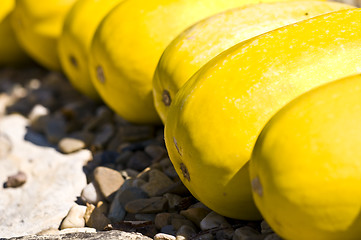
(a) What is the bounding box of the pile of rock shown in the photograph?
[0,67,281,240]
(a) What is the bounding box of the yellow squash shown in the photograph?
[0,0,31,66]
[58,0,124,100]
[12,0,78,71]
[88,0,318,124]
[250,74,361,240]
[153,0,353,123]
[165,8,361,220]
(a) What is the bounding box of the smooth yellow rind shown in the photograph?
[58,0,124,100]
[89,0,321,124]
[250,74,361,240]
[12,0,77,71]
[165,8,361,219]
[153,0,353,123]
[0,0,31,66]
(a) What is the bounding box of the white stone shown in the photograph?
[81,181,103,205]
[0,114,91,238]
[28,104,49,123]
[200,211,229,231]
[60,204,87,229]
[154,233,176,240]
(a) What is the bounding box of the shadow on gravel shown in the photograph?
[24,127,57,148]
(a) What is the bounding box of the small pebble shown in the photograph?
[93,123,115,148]
[93,166,125,201]
[84,203,96,224]
[155,213,172,230]
[127,151,152,171]
[261,220,274,234]
[144,144,166,160]
[163,166,179,179]
[108,186,148,222]
[193,233,214,240]
[86,201,111,230]
[4,171,27,188]
[200,211,229,231]
[154,233,176,240]
[180,208,211,228]
[115,150,133,166]
[84,106,113,131]
[125,196,168,214]
[28,104,49,124]
[58,137,86,153]
[107,202,126,223]
[60,204,87,229]
[176,225,197,240]
[80,181,104,205]
[233,226,261,240]
[215,224,234,240]
[141,169,174,197]
[121,168,140,179]
[44,114,67,144]
[171,217,195,231]
[164,193,182,210]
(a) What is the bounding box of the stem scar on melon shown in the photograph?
[251,176,263,197]
[162,89,171,106]
[173,137,190,181]
[96,65,105,83]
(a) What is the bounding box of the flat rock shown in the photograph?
[5,230,152,240]
[0,114,91,238]
[93,166,125,201]
[58,137,86,154]
[200,211,229,231]
[141,169,174,197]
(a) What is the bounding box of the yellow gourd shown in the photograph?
[58,0,124,100]
[88,0,319,124]
[165,8,361,219]
[12,0,78,71]
[153,0,353,123]
[250,74,361,240]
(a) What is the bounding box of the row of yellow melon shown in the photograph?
[2,1,361,239]
[0,0,354,122]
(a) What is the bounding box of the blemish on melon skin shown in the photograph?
[180,162,190,181]
[96,65,105,83]
[162,89,171,106]
[173,137,182,156]
[69,55,78,68]
[251,176,263,197]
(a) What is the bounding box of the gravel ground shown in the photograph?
[0,65,281,240]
